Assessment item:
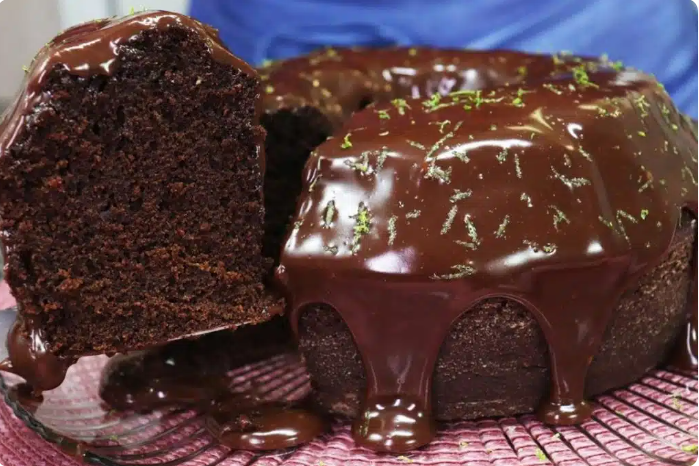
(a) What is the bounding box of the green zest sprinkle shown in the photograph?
[549,205,570,230]
[391,99,411,115]
[346,153,370,174]
[495,215,510,238]
[637,131,646,137]
[535,448,547,462]
[496,149,508,163]
[451,89,504,110]
[425,163,453,183]
[377,110,390,119]
[322,200,336,227]
[638,177,653,193]
[376,147,390,171]
[517,65,527,76]
[681,444,698,454]
[265,85,275,94]
[423,93,442,110]
[431,264,476,280]
[511,88,528,107]
[617,210,638,224]
[563,153,572,167]
[388,215,398,245]
[573,64,599,88]
[450,189,472,203]
[407,140,427,150]
[441,205,458,234]
[341,133,353,149]
[610,60,624,71]
[463,214,481,248]
[543,83,563,95]
[514,154,522,178]
[408,48,418,56]
[578,147,592,161]
[436,120,451,133]
[543,243,557,253]
[671,123,679,131]
[551,166,591,189]
[350,203,372,253]
[635,95,650,118]
[426,126,459,159]
[598,215,616,231]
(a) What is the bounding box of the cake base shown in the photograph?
[298,223,695,421]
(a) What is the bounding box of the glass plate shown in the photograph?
[0,329,697,466]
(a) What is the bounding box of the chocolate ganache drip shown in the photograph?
[274,49,698,452]
[0,10,259,392]
[98,322,326,451]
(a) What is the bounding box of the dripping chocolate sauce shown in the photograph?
[0,16,695,456]
[97,328,326,451]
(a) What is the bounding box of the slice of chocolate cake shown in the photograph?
[0,12,282,389]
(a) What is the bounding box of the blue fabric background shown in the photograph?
[190,0,698,117]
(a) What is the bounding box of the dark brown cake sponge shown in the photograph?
[0,13,281,357]
[298,221,695,421]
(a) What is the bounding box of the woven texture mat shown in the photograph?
[0,281,697,466]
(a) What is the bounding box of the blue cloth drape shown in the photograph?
[190,0,698,117]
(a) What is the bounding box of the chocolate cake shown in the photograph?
[1,28,696,454]
[262,48,698,451]
[0,12,282,391]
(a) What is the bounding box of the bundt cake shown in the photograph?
[0,11,282,391]
[264,48,698,451]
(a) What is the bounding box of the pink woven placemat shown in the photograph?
[0,282,82,466]
[0,280,696,466]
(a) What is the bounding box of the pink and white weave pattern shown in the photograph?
[0,277,696,466]
[0,352,697,466]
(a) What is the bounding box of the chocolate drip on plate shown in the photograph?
[0,317,72,392]
[98,324,326,451]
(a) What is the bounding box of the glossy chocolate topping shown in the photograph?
[273,48,698,452]
[0,317,72,392]
[99,329,325,451]
[0,10,260,393]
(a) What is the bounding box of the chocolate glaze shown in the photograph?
[0,11,260,393]
[206,398,325,451]
[272,48,698,451]
[0,317,72,392]
[99,327,325,451]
